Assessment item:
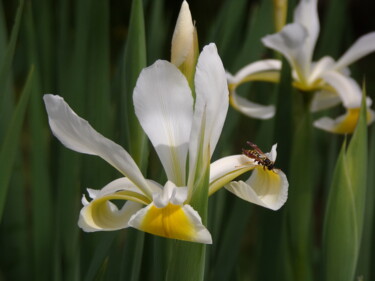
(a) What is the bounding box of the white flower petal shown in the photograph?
[79,200,143,232]
[313,107,375,134]
[171,1,195,67]
[128,202,212,244]
[310,90,341,112]
[262,23,309,79]
[321,71,362,108]
[133,60,193,185]
[225,167,288,210]
[334,32,375,71]
[308,56,335,84]
[230,93,275,119]
[78,178,152,232]
[228,59,282,85]
[43,94,151,196]
[189,43,229,177]
[293,0,319,70]
[209,155,256,195]
[267,144,278,162]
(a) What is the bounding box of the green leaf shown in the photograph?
[0,0,24,141]
[0,67,33,221]
[323,92,368,281]
[120,0,148,169]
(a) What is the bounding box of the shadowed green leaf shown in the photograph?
[0,67,33,221]
[323,91,368,281]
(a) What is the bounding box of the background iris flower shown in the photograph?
[228,0,375,133]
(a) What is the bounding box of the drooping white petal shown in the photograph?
[43,94,152,196]
[228,59,282,85]
[171,1,195,67]
[225,167,288,210]
[209,155,257,196]
[188,43,229,181]
[230,93,275,119]
[128,201,212,244]
[310,90,342,112]
[334,32,375,71]
[133,60,193,185]
[321,71,363,108]
[262,23,309,81]
[79,200,143,232]
[314,107,375,134]
[293,0,319,71]
[78,178,153,232]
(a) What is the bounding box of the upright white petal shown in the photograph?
[308,56,335,84]
[189,43,229,173]
[293,0,319,72]
[334,32,375,71]
[43,94,152,196]
[133,60,193,185]
[262,23,309,81]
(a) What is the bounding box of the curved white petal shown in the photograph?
[79,200,143,232]
[293,0,319,71]
[266,144,277,162]
[93,177,161,198]
[228,59,282,85]
[321,71,363,108]
[188,43,229,181]
[334,32,375,71]
[262,23,309,80]
[133,60,193,185]
[209,155,256,196]
[230,93,275,119]
[225,167,288,210]
[308,56,335,84]
[43,94,152,196]
[128,202,212,244]
[310,90,342,112]
[78,178,153,232]
[171,1,194,67]
[314,107,375,134]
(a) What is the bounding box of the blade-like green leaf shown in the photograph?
[0,0,24,141]
[323,91,368,281]
[120,0,148,169]
[0,67,33,221]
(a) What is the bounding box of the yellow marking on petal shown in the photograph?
[331,108,373,134]
[209,165,254,196]
[84,192,150,229]
[252,166,282,198]
[140,203,196,241]
[229,72,281,92]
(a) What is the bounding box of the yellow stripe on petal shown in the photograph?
[129,203,212,244]
[225,166,288,210]
[314,108,375,134]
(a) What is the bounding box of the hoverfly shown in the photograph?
[242,141,274,170]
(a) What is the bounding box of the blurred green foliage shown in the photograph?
[0,0,375,280]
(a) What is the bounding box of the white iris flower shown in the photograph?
[228,0,375,134]
[44,44,288,244]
